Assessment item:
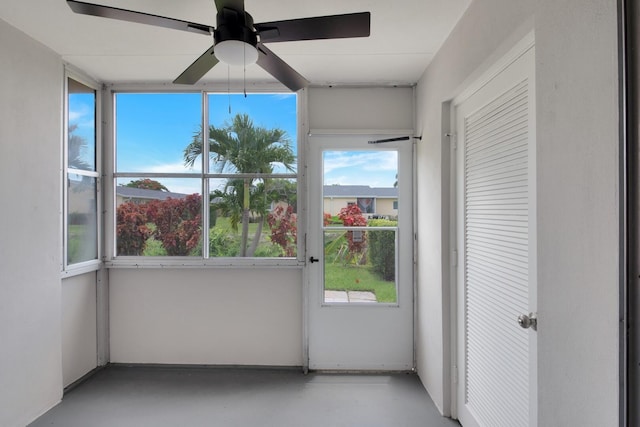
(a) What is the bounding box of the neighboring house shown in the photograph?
[115,186,189,207]
[323,185,397,218]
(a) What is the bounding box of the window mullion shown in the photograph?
[202,91,210,259]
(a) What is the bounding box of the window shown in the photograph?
[64,76,100,270]
[357,197,375,214]
[113,92,298,260]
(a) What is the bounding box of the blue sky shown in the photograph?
[323,150,397,188]
[69,92,398,194]
[68,92,96,170]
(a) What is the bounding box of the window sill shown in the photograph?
[61,260,102,279]
[105,257,305,269]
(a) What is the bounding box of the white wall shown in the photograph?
[535,1,619,425]
[109,269,303,366]
[308,87,414,131]
[62,272,97,386]
[0,18,64,427]
[415,0,620,425]
[414,0,535,414]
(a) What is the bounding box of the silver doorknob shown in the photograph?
[518,312,537,331]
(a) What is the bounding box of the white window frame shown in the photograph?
[104,84,306,269]
[62,68,102,277]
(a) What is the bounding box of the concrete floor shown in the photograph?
[30,366,460,427]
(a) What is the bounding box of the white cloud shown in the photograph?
[271,93,296,100]
[139,161,196,174]
[69,104,91,123]
[322,151,397,187]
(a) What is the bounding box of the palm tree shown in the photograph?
[184,114,295,256]
[211,179,273,256]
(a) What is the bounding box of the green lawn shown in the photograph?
[214,216,257,234]
[324,263,397,303]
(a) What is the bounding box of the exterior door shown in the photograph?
[307,135,413,370]
[454,41,537,426]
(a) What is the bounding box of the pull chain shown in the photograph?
[227,64,231,114]
[243,43,247,98]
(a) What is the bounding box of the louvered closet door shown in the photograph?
[455,42,536,427]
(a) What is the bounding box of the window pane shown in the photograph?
[68,79,96,171]
[116,93,202,173]
[208,93,297,174]
[67,174,97,264]
[357,197,375,214]
[208,178,297,257]
[115,178,202,256]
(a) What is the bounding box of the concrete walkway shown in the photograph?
[324,290,377,303]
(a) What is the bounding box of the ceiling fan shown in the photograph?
[66,0,371,91]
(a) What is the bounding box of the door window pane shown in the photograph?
[322,150,399,304]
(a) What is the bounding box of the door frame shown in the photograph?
[449,32,536,425]
[623,0,638,425]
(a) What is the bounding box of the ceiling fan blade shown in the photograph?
[173,46,219,85]
[256,43,308,92]
[255,12,370,43]
[214,0,244,13]
[67,0,212,35]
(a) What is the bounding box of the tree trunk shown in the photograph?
[240,209,249,257]
[240,178,250,256]
[246,217,263,257]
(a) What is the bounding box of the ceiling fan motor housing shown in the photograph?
[214,8,257,47]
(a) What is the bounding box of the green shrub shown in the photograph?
[368,219,397,281]
[209,205,217,227]
[329,215,342,225]
[253,244,284,257]
[209,227,240,257]
[143,237,168,256]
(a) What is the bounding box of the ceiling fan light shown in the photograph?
[214,40,258,66]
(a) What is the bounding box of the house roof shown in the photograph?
[116,186,189,201]
[323,185,397,198]
[117,185,396,200]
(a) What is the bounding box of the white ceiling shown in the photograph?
[0,0,471,87]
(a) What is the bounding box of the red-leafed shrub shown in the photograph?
[337,204,367,253]
[146,194,202,256]
[267,204,297,257]
[116,194,202,256]
[116,202,152,255]
[323,212,332,226]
